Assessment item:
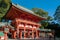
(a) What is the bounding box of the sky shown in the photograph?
[11,0,60,17]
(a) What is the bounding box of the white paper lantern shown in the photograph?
[21,24,24,27]
[29,26,32,28]
[18,24,22,27]
[33,26,36,28]
[25,25,29,27]
[18,24,24,27]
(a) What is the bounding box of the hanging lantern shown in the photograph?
[25,25,29,27]
[33,26,36,28]
[18,24,24,27]
[29,25,32,28]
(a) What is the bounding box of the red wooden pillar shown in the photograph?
[28,31,30,38]
[4,32,8,40]
[24,25,26,38]
[16,27,19,38]
[13,31,16,39]
[36,30,39,38]
[36,26,40,38]
[15,18,19,38]
[32,28,34,39]
[19,30,22,39]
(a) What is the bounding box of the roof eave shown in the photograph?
[12,3,46,20]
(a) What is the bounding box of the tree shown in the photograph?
[47,16,53,21]
[32,8,54,28]
[54,5,60,24]
[46,22,60,37]
[40,16,53,28]
[32,8,48,17]
[0,0,11,21]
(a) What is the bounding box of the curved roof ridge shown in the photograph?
[12,3,34,14]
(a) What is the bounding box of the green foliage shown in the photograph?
[47,16,53,21]
[0,0,11,21]
[41,21,48,27]
[54,5,60,24]
[32,8,53,29]
[32,8,48,17]
[40,26,44,29]
[41,16,53,28]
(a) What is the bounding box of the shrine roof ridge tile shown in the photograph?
[12,3,34,14]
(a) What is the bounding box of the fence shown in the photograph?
[8,37,55,40]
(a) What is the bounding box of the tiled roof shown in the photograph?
[12,3,47,19]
